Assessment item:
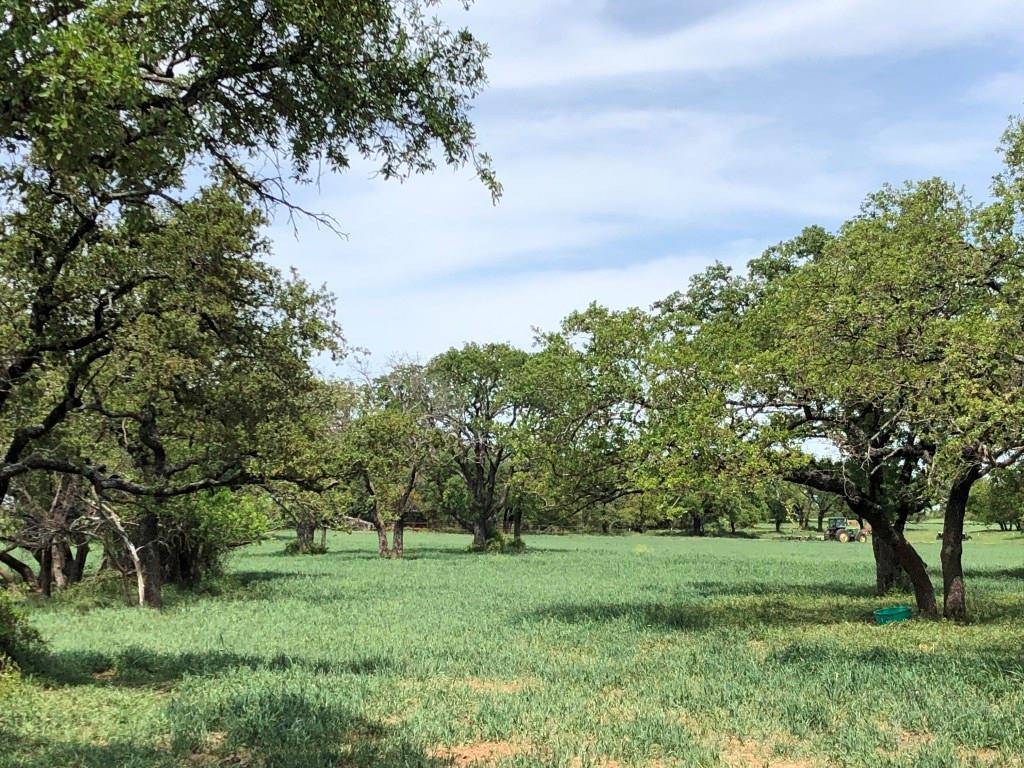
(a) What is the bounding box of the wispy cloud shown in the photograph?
[267,0,1020,363]
[472,0,1024,89]
[334,241,766,362]
[272,107,866,290]
[968,71,1024,111]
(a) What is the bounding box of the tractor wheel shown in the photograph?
[857,532,868,543]
[837,530,850,543]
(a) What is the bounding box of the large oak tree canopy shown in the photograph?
[0,0,498,200]
[0,0,495,503]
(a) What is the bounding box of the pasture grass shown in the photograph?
[2,523,1023,767]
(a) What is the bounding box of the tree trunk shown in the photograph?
[50,541,70,590]
[872,534,904,595]
[392,519,405,558]
[512,509,523,546]
[690,513,704,536]
[869,514,936,615]
[941,466,979,621]
[816,509,825,532]
[472,515,495,549]
[295,521,315,552]
[137,511,163,609]
[69,543,89,583]
[375,523,391,558]
[38,543,53,597]
[0,551,38,590]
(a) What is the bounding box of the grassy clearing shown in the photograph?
[2,524,1023,768]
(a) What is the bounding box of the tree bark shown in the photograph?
[472,515,495,549]
[295,521,315,552]
[375,523,391,558]
[690,512,704,536]
[50,541,70,590]
[512,509,523,546]
[137,511,163,608]
[872,535,904,595]
[392,518,404,558]
[941,466,980,621]
[868,513,936,615]
[69,542,89,584]
[38,543,53,597]
[0,551,38,589]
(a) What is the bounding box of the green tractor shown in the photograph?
[825,516,869,543]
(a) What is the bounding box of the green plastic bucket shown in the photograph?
[874,605,913,625]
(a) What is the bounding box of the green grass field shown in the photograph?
[3,524,1023,768]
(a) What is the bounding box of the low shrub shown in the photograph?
[283,540,328,556]
[0,590,43,672]
[467,532,526,554]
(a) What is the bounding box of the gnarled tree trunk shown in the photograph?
[867,513,935,615]
[0,551,38,590]
[941,466,980,621]
[375,523,391,558]
[38,543,53,597]
[137,511,163,608]
[392,518,405,558]
[50,541,71,590]
[872,535,904,595]
[472,515,496,549]
[295,520,316,552]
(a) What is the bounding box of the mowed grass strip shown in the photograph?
[2,526,1023,767]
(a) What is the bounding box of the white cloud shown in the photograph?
[270,107,866,295]
[263,1,1017,364]
[871,124,995,172]
[472,0,1024,88]
[968,71,1024,110]
[337,241,764,363]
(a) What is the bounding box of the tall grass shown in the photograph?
[2,524,1022,767]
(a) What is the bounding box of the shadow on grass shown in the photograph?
[687,579,880,599]
[29,646,404,689]
[968,565,1024,580]
[651,529,761,539]
[528,582,1024,630]
[768,639,1024,682]
[312,544,570,561]
[5,692,447,768]
[526,595,874,630]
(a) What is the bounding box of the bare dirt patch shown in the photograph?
[955,746,1017,766]
[897,731,934,749]
[429,740,531,766]
[569,756,622,768]
[462,677,535,694]
[720,737,815,768]
[185,732,254,767]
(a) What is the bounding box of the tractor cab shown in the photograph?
[825,516,868,543]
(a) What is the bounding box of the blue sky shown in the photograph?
[266,0,1024,369]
